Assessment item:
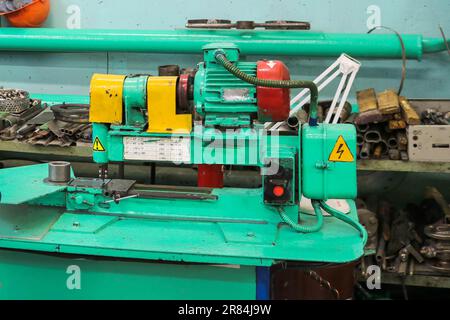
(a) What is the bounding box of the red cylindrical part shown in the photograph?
[197,164,224,188]
[256,60,291,122]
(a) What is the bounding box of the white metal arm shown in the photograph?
[266,54,361,130]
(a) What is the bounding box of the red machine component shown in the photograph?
[3,0,50,28]
[197,164,224,188]
[256,60,291,122]
[273,185,285,198]
[177,74,190,113]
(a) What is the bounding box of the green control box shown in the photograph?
[301,124,357,200]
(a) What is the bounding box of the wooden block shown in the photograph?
[377,90,400,115]
[357,88,378,113]
[389,119,407,130]
[399,96,421,125]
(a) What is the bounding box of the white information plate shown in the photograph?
[123,136,191,163]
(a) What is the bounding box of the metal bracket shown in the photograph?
[267,54,361,130]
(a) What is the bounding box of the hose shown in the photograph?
[214,51,319,126]
[278,199,368,247]
[319,200,368,246]
[277,200,324,233]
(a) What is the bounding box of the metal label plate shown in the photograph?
[408,125,450,162]
[123,136,191,163]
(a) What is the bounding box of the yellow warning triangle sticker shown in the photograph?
[329,135,354,162]
[93,137,106,152]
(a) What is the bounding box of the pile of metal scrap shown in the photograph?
[0,89,91,146]
[359,187,450,278]
[354,89,421,161]
[420,108,450,125]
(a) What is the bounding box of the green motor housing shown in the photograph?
[194,44,258,127]
[301,123,357,200]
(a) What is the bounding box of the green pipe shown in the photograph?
[277,201,324,233]
[0,28,448,59]
[215,50,319,125]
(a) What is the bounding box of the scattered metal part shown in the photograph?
[373,144,383,159]
[388,149,401,160]
[359,143,371,160]
[47,161,71,184]
[400,151,409,161]
[0,89,30,113]
[322,100,352,123]
[354,109,383,125]
[356,133,364,146]
[16,123,37,139]
[344,113,357,124]
[387,134,398,148]
[287,109,308,129]
[0,102,42,130]
[421,223,450,274]
[421,108,449,125]
[356,123,369,133]
[424,186,450,219]
[51,104,89,123]
[388,119,407,130]
[186,19,310,30]
[396,131,408,151]
[364,127,382,143]
[404,243,424,263]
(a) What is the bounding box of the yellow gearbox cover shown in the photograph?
[90,73,126,124]
[147,76,192,134]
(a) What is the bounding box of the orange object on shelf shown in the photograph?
[2,0,50,28]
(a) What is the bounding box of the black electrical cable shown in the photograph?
[214,51,320,125]
[439,25,450,55]
[368,26,407,95]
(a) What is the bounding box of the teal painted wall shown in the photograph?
[0,0,449,100]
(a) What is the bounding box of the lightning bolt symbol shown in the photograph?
[336,144,345,159]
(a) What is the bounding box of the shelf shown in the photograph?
[358,160,450,174]
[359,272,450,289]
[0,141,449,173]
[0,141,91,162]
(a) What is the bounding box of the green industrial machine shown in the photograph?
[0,34,373,299]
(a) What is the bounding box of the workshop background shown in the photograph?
[1,0,449,204]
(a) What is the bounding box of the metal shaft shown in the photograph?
[0,28,448,59]
[48,161,71,183]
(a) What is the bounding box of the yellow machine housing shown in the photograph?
[146,76,192,134]
[89,74,192,134]
[89,74,126,124]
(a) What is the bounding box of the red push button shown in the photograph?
[273,186,285,197]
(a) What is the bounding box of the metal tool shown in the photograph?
[186,19,311,30]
